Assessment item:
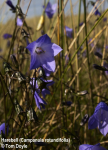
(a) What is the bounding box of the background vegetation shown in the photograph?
[0,0,108,149]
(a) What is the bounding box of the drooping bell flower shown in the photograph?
[31,78,54,99]
[62,101,72,107]
[103,62,108,76]
[82,50,87,57]
[0,123,9,135]
[26,34,62,71]
[79,22,83,27]
[65,54,69,65]
[79,143,107,150]
[6,0,16,12]
[94,51,102,59]
[30,78,47,110]
[88,39,94,48]
[34,91,47,110]
[65,26,73,38]
[44,2,57,19]
[105,45,108,52]
[88,102,108,136]
[94,7,101,16]
[3,33,12,39]
[93,64,108,72]
[103,17,107,22]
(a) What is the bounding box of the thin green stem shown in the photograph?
[83,0,93,107]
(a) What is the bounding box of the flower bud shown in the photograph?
[15,72,26,84]
[27,108,38,122]
[36,15,44,31]
[80,114,89,126]
[93,64,108,71]
[14,99,23,115]
[76,90,88,96]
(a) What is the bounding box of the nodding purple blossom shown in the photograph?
[103,62,108,76]
[65,54,69,65]
[103,17,107,22]
[26,34,62,71]
[17,17,23,26]
[79,143,107,150]
[30,78,53,110]
[105,45,108,53]
[34,91,47,110]
[93,64,108,71]
[82,50,87,57]
[94,49,102,59]
[31,78,54,99]
[95,48,101,53]
[79,22,83,26]
[88,102,108,136]
[94,7,101,16]
[88,38,94,48]
[0,123,9,135]
[65,26,73,38]
[62,101,72,107]
[43,2,57,19]
[3,33,12,39]
[6,0,16,12]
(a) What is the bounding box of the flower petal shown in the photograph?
[0,123,5,135]
[65,26,73,38]
[30,54,41,70]
[34,92,41,110]
[26,41,36,53]
[34,91,47,110]
[36,34,51,46]
[52,43,63,57]
[17,17,23,26]
[79,144,93,150]
[42,66,52,76]
[3,33,12,39]
[99,121,108,136]
[79,144,107,150]
[94,102,108,113]
[6,0,16,11]
[0,123,9,135]
[52,3,57,13]
[42,59,55,72]
[42,89,50,98]
[88,115,98,129]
